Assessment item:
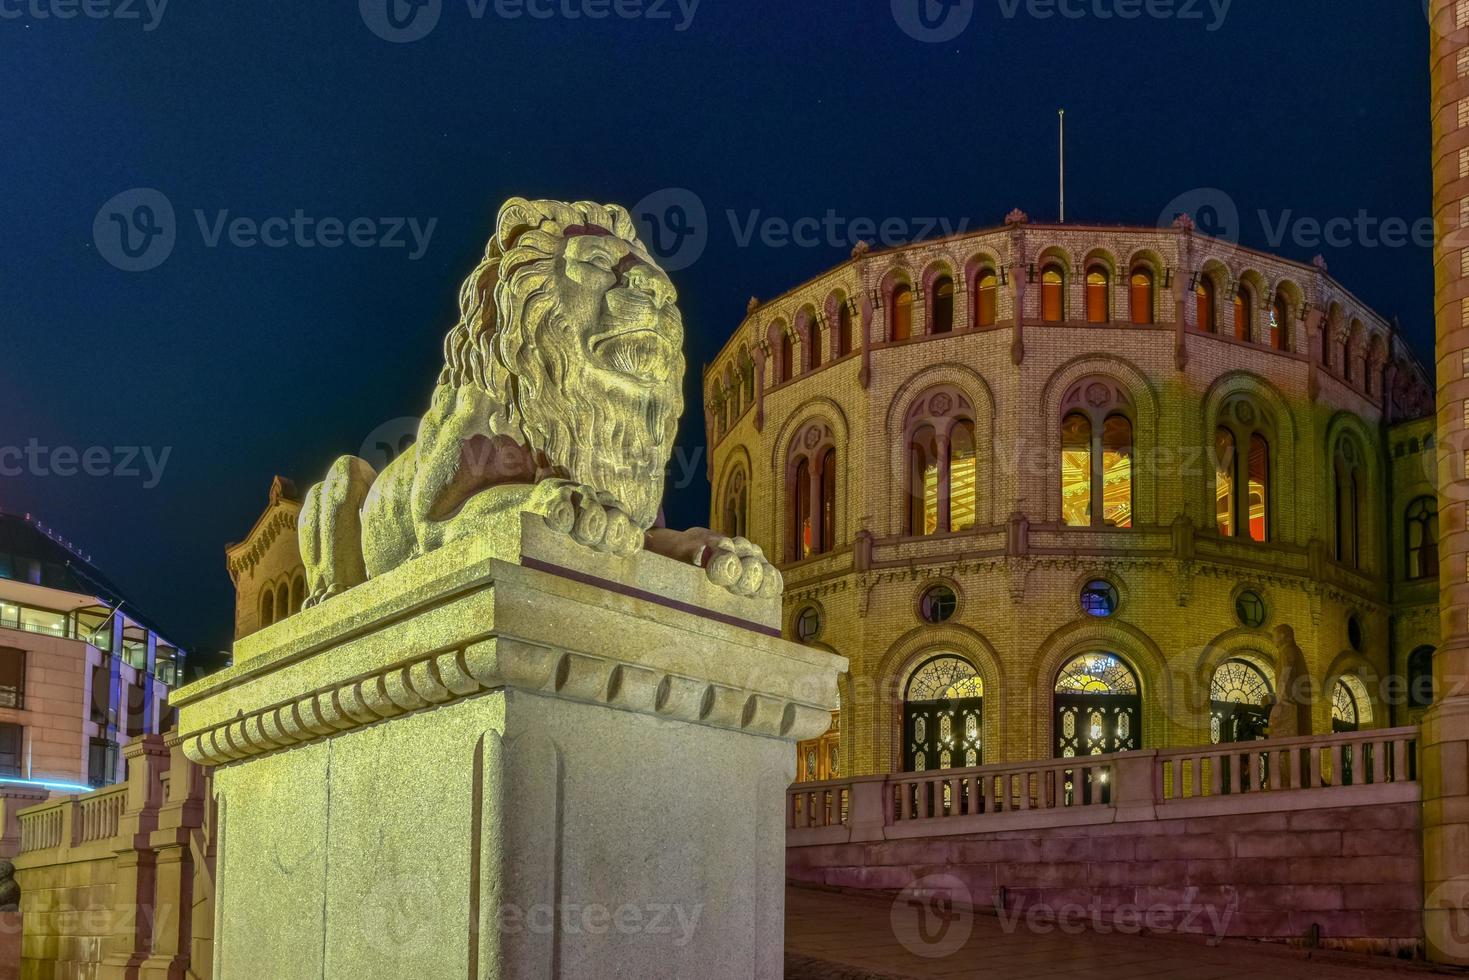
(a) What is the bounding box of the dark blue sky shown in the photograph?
[0,0,1433,660]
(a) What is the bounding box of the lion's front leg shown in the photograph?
[644,527,782,599]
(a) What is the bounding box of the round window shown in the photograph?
[795,606,821,643]
[1347,614,1363,652]
[1235,591,1266,629]
[919,584,957,624]
[1080,580,1119,618]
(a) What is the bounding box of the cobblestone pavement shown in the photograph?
[785,886,1451,979]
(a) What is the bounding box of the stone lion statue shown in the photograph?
[299,198,779,606]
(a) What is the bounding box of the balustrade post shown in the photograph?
[99,736,169,978]
[1109,750,1158,821]
[846,778,887,842]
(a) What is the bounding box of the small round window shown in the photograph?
[1080,580,1119,618]
[920,584,957,624]
[1235,591,1266,629]
[1347,614,1363,652]
[795,606,821,643]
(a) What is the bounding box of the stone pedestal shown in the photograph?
[173,515,844,980]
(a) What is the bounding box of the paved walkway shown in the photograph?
[785,886,1447,979]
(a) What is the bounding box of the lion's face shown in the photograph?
[555,231,684,393]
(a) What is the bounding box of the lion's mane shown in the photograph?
[439,198,684,529]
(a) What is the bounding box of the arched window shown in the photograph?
[904,655,983,771]
[949,420,977,533]
[1269,294,1289,351]
[807,317,822,370]
[1331,675,1372,733]
[1129,268,1154,325]
[908,424,940,536]
[819,448,836,554]
[1406,495,1439,580]
[290,574,305,615]
[792,457,811,560]
[259,589,275,629]
[276,583,290,622]
[1214,398,1272,543]
[1409,646,1436,710]
[1040,264,1065,322]
[788,423,836,561]
[835,302,853,357]
[722,469,748,539]
[1320,324,1333,368]
[890,284,914,341]
[1209,659,1273,744]
[1054,653,1142,758]
[777,329,793,384]
[1085,266,1110,323]
[975,270,998,327]
[1233,285,1253,341]
[930,275,954,334]
[1247,434,1270,543]
[1214,428,1236,538]
[1334,437,1364,568]
[1195,275,1217,332]
[1059,380,1134,529]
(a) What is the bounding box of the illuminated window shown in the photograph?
[1101,415,1133,528]
[908,424,940,536]
[1215,428,1236,538]
[793,457,812,559]
[788,423,836,562]
[1233,285,1253,341]
[904,656,983,772]
[1040,265,1065,322]
[1210,659,1272,744]
[891,284,914,341]
[819,448,836,555]
[1129,269,1154,325]
[1054,653,1141,759]
[1333,438,1363,568]
[931,276,954,334]
[1247,434,1270,543]
[1061,413,1092,528]
[835,302,853,356]
[976,270,998,326]
[1270,294,1289,351]
[1406,495,1439,580]
[1331,676,1372,733]
[1195,275,1216,332]
[949,420,977,532]
[1080,580,1119,617]
[1085,267,1110,323]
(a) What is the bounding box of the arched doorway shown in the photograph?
[1210,659,1273,744]
[1332,675,1372,733]
[1054,653,1142,758]
[903,655,983,772]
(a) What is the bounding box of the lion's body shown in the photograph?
[298,198,779,609]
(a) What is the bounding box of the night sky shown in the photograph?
[0,0,1433,664]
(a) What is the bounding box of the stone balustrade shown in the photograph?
[789,726,1420,846]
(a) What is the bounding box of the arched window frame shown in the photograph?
[772,323,793,385]
[799,307,821,373]
[1233,283,1255,342]
[973,267,999,328]
[928,272,955,335]
[1128,265,1155,325]
[1269,292,1290,351]
[1406,495,1439,580]
[722,466,749,540]
[1085,265,1111,324]
[830,293,854,358]
[1058,379,1135,529]
[1333,436,1365,569]
[1214,396,1274,543]
[903,388,980,536]
[259,589,275,629]
[787,422,838,562]
[1039,263,1066,323]
[1195,273,1217,333]
[889,281,915,342]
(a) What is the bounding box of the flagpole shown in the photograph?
[1059,109,1066,224]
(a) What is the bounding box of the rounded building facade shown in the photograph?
[703,216,1440,780]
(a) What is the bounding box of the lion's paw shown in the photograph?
[702,536,782,599]
[540,482,643,558]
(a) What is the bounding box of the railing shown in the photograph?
[16,784,129,853]
[1155,727,1418,801]
[788,727,1421,845]
[19,801,65,851]
[74,786,127,844]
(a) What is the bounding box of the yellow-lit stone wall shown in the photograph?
[705,221,1437,777]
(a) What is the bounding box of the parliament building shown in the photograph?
[701,217,1440,781]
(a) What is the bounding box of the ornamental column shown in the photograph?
[174,514,843,980]
[1425,1,1469,964]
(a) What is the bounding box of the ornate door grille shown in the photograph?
[903,698,983,772]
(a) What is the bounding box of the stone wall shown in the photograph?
[790,798,1422,955]
[13,735,214,979]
